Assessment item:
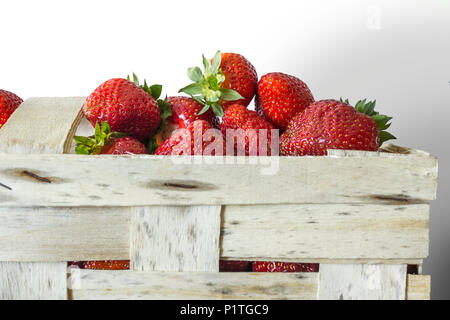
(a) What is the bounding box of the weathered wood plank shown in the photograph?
[317,264,407,300]
[0,204,428,262]
[0,152,437,207]
[68,269,427,300]
[0,206,130,261]
[130,206,221,272]
[0,262,67,300]
[68,269,318,300]
[406,275,431,300]
[0,97,83,300]
[221,204,429,260]
[0,97,84,154]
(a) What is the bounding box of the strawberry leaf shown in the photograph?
[379,131,397,145]
[188,67,203,82]
[350,98,396,146]
[211,104,224,117]
[220,88,244,101]
[179,83,203,96]
[211,50,222,74]
[197,104,211,115]
[150,85,162,100]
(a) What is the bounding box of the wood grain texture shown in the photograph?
[0,97,84,154]
[406,275,431,300]
[0,151,437,207]
[130,206,221,272]
[221,203,429,260]
[0,206,130,261]
[68,269,427,300]
[0,97,83,299]
[317,264,407,300]
[0,204,428,262]
[0,262,66,300]
[68,269,318,300]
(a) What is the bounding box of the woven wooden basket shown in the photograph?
[0,97,437,300]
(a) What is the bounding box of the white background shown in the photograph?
[1,0,449,299]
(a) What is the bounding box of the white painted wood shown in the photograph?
[0,262,66,300]
[0,97,84,154]
[317,264,407,300]
[0,204,428,262]
[130,206,221,272]
[222,204,429,260]
[0,97,83,299]
[0,152,437,207]
[68,269,318,300]
[0,206,130,261]
[406,275,431,300]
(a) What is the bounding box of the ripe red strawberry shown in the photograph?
[280,99,395,156]
[219,260,253,272]
[218,53,258,109]
[101,136,147,155]
[0,89,23,129]
[256,72,314,130]
[253,261,319,272]
[179,51,257,117]
[83,260,129,270]
[220,104,277,156]
[151,96,216,151]
[83,78,161,142]
[168,96,214,127]
[74,121,147,155]
[154,120,224,156]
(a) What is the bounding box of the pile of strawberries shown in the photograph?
[1,50,396,273]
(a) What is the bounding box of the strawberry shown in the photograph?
[179,51,257,116]
[279,99,396,156]
[253,261,319,272]
[218,53,258,109]
[74,121,147,155]
[219,260,253,272]
[154,120,224,156]
[220,104,277,156]
[83,260,129,270]
[168,96,214,127]
[83,77,161,142]
[0,89,23,129]
[255,72,314,130]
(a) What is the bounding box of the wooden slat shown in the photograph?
[0,97,84,300]
[0,97,84,154]
[0,206,130,261]
[0,151,437,207]
[130,206,221,272]
[406,275,431,300]
[68,269,428,300]
[0,204,429,262]
[0,262,66,300]
[68,269,318,300]
[317,264,407,300]
[221,204,429,260]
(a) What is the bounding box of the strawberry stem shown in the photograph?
[179,50,243,117]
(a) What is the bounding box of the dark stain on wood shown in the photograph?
[367,194,424,204]
[146,180,217,192]
[337,212,351,216]
[21,170,52,183]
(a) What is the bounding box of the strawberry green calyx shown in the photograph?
[74,121,128,155]
[341,98,396,146]
[127,73,172,123]
[178,50,244,117]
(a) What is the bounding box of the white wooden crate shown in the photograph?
[0,97,437,300]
